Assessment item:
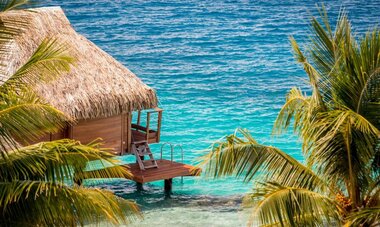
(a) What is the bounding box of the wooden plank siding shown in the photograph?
[22,110,161,155]
[25,128,68,145]
[71,115,124,155]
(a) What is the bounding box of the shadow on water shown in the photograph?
[85,178,244,212]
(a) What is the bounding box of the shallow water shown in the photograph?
[45,0,380,226]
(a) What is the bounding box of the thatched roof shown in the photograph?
[0,7,158,120]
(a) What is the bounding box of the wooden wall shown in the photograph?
[23,128,68,145]
[26,114,132,155]
[70,114,131,155]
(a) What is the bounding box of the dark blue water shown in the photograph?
[44,1,380,226]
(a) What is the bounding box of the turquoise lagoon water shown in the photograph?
[45,1,380,226]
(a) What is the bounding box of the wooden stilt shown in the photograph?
[74,178,82,186]
[136,182,143,191]
[164,178,172,192]
[73,171,83,186]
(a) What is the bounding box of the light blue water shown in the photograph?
[45,1,380,226]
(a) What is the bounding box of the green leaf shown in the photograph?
[346,207,380,227]
[2,38,74,90]
[0,139,132,183]
[0,0,29,12]
[199,129,327,192]
[243,182,340,227]
[0,180,141,226]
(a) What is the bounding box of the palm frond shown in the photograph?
[354,29,380,128]
[2,38,74,90]
[273,87,310,135]
[363,177,380,209]
[308,7,350,78]
[243,182,340,227]
[0,37,75,150]
[0,0,28,12]
[279,9,380,209]
[0,89,69,150]
[309,109,379,178]
[199,129,328,192]
[345,207,380,227]
[0,180,141,226]
[290,37,324,106]
[0,139,131,183]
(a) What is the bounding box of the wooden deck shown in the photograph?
[125,159,201,184]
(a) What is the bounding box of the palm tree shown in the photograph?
[200,6,380,226]
[0,1,141,226]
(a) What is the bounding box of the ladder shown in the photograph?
[132,141,158,170]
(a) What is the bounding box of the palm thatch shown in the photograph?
[0,6,158,120]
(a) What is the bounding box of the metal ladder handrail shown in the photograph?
[160,142,174,162]
[173,144,184,184]
[160,142,185,184]
[173,144,184,164]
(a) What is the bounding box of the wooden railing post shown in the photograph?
[137,111,141,125]
[126,112,132,153]
[146,112,150,141]
[157,110,162,143]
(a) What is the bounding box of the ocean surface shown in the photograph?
[44,1,380,226]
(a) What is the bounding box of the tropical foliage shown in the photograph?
[200,7,380,226]
[0,0,140,226]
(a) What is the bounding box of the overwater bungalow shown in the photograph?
[2,7,200,191]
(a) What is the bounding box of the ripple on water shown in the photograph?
[45,0,380,225]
